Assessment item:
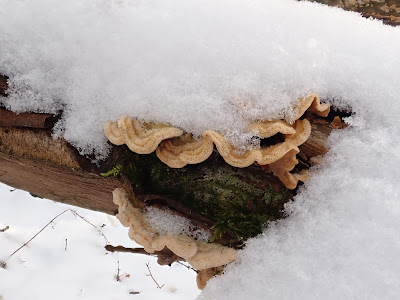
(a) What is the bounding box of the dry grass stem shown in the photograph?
[145,262,165,289]
[2,209,109,266]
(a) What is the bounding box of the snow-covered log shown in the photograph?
[0,75,342,246]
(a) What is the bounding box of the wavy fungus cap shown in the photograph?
[105,94,329,189]
[104,115,183,154]
[113,188,237,270]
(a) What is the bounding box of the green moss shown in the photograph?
[100,165,122,177]
[102,146,293,246]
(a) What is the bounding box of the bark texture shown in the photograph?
[304,0,400,26]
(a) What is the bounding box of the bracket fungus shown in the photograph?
[106,94,331,289]
[156,133,215,168]
[247,119,296,137]
[293,93,330,119]
[113,188,237,289]
[262,149,310,190]
[104,115,183,154]
[104,93,329,189]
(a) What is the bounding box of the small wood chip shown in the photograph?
[329,116,347,129]
[129,291,141,295]
[0,226,9,233]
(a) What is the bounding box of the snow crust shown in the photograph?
[1,0,400,299]
[144,207,211,241]
[1,0,398,156]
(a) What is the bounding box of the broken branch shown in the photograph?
[105,245,183,266]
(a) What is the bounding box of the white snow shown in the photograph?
[144,207,211,242]
[1,0,400,299]
[1,0,398,157]
[0,183,199,300]
[200,124,400,299]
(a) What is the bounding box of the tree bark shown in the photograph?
[303,0,400,26]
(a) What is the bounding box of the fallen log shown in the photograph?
[0,99,339,246]
[0,62,343,291]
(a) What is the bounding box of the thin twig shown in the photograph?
[65,239,68,251]
[5,209,69,262]
[70,209,110,244]
[3,209,109,265]
[105,245,154,255]
[176,261,198,273]
[116,260,121,282]
[105,245,184,266]
[145,262,165,289]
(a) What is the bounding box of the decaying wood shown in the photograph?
[0,152,122,214]
[299,113,332,160]
[0,75,7,97]
[0,109,58,129]
[0,121,121,214]
[0,126,79,168]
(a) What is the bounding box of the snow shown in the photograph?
[0,183,200,300]
[1,0,398,157]
[1,0,400,299]
[144,207,211,242]
[200,125,400,299]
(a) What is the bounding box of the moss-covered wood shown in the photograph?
[101,146,296,246]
